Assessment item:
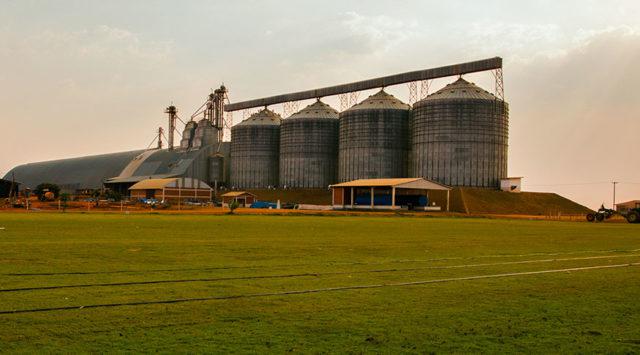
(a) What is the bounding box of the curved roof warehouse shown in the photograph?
[3,144,229,194]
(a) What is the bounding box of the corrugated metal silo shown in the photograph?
[180,121,197,149]
[279,100,339,188]
[338,90,410,181]
[409,78,509,188]
[191,119,218,148]
[230,108,281,188]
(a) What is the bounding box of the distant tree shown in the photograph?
[91,190,101,207]
[60,193,70,212]
[228,200,240,214]
[34,183,60,201]
[105,190,122,202]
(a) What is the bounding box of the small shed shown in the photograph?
[501,177,523,192]
[330,178,451,211]
[221,191,256,207]
[129,177,212,203]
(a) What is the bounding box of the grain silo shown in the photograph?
[191,119,218,149]
[338,90,410,182]
[230,108,281,189]
[410,78,509,188]
[279,100,339,188]
[180,121,197,149]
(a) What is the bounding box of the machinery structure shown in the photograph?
[225,56,506,189]
[224,57,503,111]
[165,105,177,150]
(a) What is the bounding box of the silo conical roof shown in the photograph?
[286,100,338,120]
[423,77,499,101]
[346,90,410,111]
[236,108,282,126]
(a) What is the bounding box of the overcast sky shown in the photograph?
[1,0,639,209]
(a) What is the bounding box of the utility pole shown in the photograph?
[612,181,619,210]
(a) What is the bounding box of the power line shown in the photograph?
[527,181,640,187]
[526,181,610,187]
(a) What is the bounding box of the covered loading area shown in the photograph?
[330,178,451,211]
[221,191,256,207]
[129,177,212,203]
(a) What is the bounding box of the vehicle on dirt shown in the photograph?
[586,204,640,224]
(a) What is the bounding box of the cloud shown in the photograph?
[18,25,173,67]
[464,22,567,62]
[506,26,640,208]
[337,11,417,55]
[0,24,177,103]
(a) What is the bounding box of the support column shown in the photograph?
[446,190,450,212]
[392,187,396,209]
[331,188,335,206]
[426,191,429,208]
[350,188,354,209]
[370,187,374,209]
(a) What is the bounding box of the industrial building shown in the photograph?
[330,178,450,211]
[221,191,256,207]
[129,177,213,203]
[4,57,510,200]
[6,90,231,195]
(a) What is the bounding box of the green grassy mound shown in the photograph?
[457,188,593,215]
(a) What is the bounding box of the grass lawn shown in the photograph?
[0,213,639,353]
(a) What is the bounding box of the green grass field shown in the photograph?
[0,213,639,353]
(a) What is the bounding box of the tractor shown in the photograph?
[586,204,640,224]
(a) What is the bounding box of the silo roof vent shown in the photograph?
[424,77,499,101]
[236,108,282,126]
[286,100,338,120]
[346,89,410,111]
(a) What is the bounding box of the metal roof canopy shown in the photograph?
[128,177,212,190]
[128,178,180,190]
[221,191,256,197]
[225,57,502,111]
[331,178,450,190]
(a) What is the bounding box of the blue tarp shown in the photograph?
[249,201,278,209]
[354,194,428,207]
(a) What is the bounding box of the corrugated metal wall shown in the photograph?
[410,79,509,188]
[230,110,281,188]
[338,108,409,181]
[279,101,339,188]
